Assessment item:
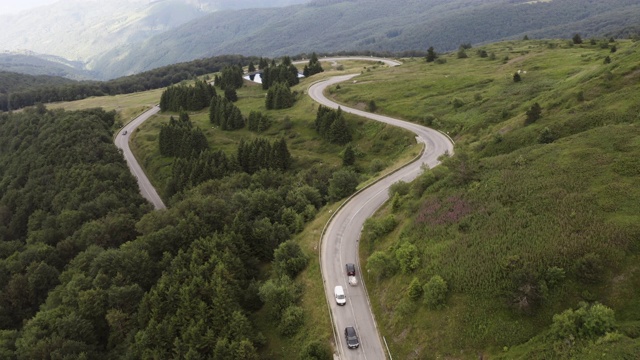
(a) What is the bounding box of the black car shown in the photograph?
[346,263,356,276]
[345,326,360,349]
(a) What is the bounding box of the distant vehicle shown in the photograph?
[345,326,360,349]
[334,286,346,306]
[123,130,128,135]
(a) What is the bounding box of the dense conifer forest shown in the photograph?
[0,105,334,358]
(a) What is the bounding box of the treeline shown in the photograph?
[0,71,73,94]
[266,82,295,110]
[302,53,324,77]
[159,80,216,112]
[314,105,352,145]
[158,113,209,158]
[209,95,245,130]
[214,65,244,91]
[260,57,300,90]
[164,135,292,195]
[237,138,292,175]
[0,54,255,112]
[247,111,272,133]
[166,150,236,196]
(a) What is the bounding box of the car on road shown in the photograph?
[122,130,128,135]
[345,326,360,349]
[346,263,358,285]
[346,263,356,276]
[334,285,346,306]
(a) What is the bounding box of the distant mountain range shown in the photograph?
[0,51,97,80]
[0,0,310,78]
[1,0,639,80]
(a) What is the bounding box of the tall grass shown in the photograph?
[353,39,640,359]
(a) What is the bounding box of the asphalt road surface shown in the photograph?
[114,105,166,210]
[310,75,454,359]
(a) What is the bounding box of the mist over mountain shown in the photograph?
[1,0,639,80]
[0,0,310,69]
[93,0,640,79]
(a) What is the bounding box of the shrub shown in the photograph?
[550,302,616,342]
[367,100,377,112]
[452,98,465,109]
[342,144,356,167]
[389,180,411,197]
[366,251,397,280]
[538,127,556,144]
[524,102,542,125]
[278,305,305,337]
[273,241,309,278]
[423,275,448,309]
[259,276,302,320]
[328,169,359,201]
[545,266,566,288]
[513,72,522,82]
[574,252,604,284]
[299,341,332,360]
[573,33,583,44]
[369,159,387,173]
[408,277,423,300]
[363,215,398,243]
[396,243,420,273]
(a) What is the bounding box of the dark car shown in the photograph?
[345,326,360,349]
[346,263,356,276]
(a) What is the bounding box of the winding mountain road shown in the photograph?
[310,74,454,359]
[114,105,166,210]
[113,57,453,358]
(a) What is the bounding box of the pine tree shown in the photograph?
[524,102,542,125]
[425,46,438,62]
[343,144,355,166]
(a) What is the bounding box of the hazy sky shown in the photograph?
[0,0,59,15]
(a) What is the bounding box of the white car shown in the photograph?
[334,285,346,306]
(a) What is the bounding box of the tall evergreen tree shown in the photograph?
[426,46,438,63]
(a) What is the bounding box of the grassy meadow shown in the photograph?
[329,39,640,358]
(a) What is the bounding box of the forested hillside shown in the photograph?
[0,107,150,335]
[0,55,254,112]
[327,39,640,358]
[94,0,640,78]
[0,53,95,80]
[0,105,328,358]
[0,71,73,95]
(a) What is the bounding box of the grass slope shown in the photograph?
[323,39,640,358]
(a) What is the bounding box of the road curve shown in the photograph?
[310,75,454,359]
[294,56,401,68]
[114,106,166,210]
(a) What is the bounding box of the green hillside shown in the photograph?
[323,39,640,358]
[3,37,640,359]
